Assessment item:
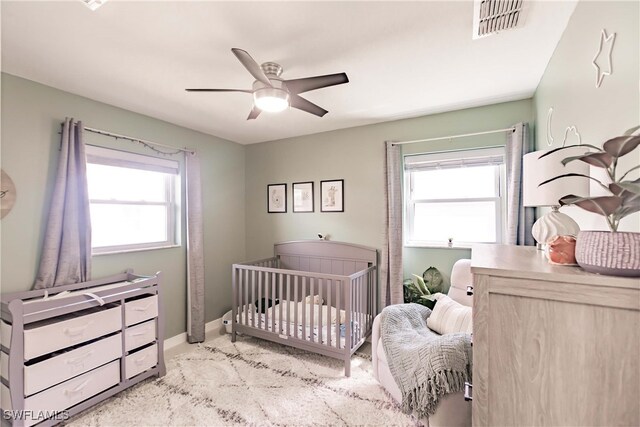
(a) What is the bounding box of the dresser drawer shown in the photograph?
[125,295,158,326]
[23,306,122,360]
[125,344,157,379]
[1,320,11,350]
[23,333,122,396]
[3,360,120,427]
[125,320,156,352]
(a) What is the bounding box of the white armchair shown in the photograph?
[371,259,473,427]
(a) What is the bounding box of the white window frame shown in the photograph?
[404,147,506,248]
[86,145,180,255]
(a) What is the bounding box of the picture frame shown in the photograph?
[320,179,344,212]
[267,183,287,213]
[292,181,314,213]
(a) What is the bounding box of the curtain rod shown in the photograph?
[66,123,195,155]
[390,126,516,146]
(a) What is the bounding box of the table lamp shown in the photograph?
[523,147,590,248]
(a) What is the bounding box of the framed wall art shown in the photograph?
[293,181,314,213]
[267,183,287,213]
[320,179,344,212]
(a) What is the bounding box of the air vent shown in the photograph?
[473,0,526,39]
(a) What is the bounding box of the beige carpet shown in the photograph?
[69,334,420,426]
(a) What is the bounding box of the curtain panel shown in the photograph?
[186,152,206,343]
[505,122,536,246]
[34,118,92,289]
[381,141,404,307]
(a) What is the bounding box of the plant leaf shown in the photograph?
[562,152,612,168]
[616,180,640,196]
[602,135,640,158]
[536,144,600,160]
[539,173,605,190]
[412,274,430,295]
[559,194,622,216]
[422,266,443,293]
[617,204,640,218]
[624,125,640,136]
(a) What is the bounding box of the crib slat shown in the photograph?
[251,270,256,327]
[264,271,269,331]
[286,274,291,337]
[278,273,284,335]
[258,271,264,329]
[318,278,323,345]
[310,277,315,343]
[302,276,307,341]
[327,279,332,348]
[272,272,277,332]
[294,275,299,339]
[336,280,341,349]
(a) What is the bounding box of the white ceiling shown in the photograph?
[1,0,577,144]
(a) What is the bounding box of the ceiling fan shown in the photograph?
[186,48,349,120]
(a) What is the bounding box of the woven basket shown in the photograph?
[575,231,640,277]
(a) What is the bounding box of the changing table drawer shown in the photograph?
[125,320,156,351]
[125,295,158,326]
[125,344,157,379]
[2,360,120,427]
[23,333,122,396]
[23,306,121,360]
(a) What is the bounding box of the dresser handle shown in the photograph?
[466,286,474,296]
[132,302,154,312]
[129,328,150,337]
[134,354,150,365]
[64,322,92,336]
[64,379,90,395]
[65,350,94,365]
[464,382,473,401]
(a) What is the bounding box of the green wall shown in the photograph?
[0,73,246,338]
[533,0,639,232]
[245,99,534,291]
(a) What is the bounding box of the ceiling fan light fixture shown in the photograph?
[81,0,108,11]
[254,88,289,113]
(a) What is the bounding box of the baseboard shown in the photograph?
[164,317,224,351]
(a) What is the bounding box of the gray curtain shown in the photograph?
[186,152,205,343]
[505,123,535,246]
[34,118,91,289]
[381,141,404,308]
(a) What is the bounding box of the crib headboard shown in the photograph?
[274,240,377,276]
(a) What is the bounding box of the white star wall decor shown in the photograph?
[592,29,616,88]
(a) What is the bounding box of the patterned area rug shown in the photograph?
[70,335,419,426]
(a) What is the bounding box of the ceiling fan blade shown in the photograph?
[247,105,261,120]
[185,88,252,93]
[231,48,272,87]
[290,94,328,117]
[284,73,349,95]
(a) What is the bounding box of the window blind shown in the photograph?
[86,145,180,175]
[404,146,504,171]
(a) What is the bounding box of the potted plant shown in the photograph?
[403,266,444,309]
[539,126,639,276]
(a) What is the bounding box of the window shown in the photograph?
[404,147,505,247]
[86,146,180,254]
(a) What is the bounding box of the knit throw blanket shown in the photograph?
[380,303,472,418]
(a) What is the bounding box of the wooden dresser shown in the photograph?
[470,244,639,426]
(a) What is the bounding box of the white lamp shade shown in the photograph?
[523,147,591,207]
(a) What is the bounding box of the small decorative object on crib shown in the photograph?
[317,233,329,240]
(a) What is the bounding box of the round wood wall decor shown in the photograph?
[1,169,16,219]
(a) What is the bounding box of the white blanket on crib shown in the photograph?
[257,300,346,325]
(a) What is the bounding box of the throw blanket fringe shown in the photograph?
[380,303,472,419]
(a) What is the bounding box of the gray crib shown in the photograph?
[231,240,377,376]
